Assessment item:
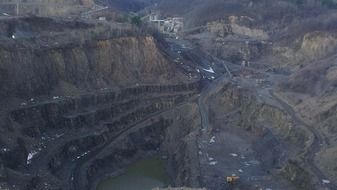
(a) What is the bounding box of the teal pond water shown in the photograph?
[96,157,170,190]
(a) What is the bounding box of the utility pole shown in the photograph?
[16,0,19,16]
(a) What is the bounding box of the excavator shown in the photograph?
[226,176,240,185]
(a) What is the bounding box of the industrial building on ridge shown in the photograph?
[147,13,184,35]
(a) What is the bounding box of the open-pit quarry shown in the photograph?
[1,1,337,190]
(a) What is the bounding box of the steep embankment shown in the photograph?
[0,36,183,98]
[202,80,316,190]
[0,18,187,101]
[0,17,199,190]
[277,54,337,183]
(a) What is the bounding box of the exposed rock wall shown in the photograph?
[207,16,269,40]
[276,55,337,183]
[0,82,200,190]
[274,30,337,69]
[208,81,316,189]
[299,31,337,60]
[0,18,197,190]
[211,84,311,150]
[162,103,201,188]
[0,33,187,99]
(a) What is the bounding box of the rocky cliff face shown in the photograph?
[277,54,337,183]
[162,103,201,188]
[0,18,187,101]
[0,36,184,99]
[0,17,199,190]
[203,80,318,190]
[299,31,337,60]
[271,30,337,70]
[207,16,269,40]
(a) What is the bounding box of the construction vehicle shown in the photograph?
[226,176,240,185]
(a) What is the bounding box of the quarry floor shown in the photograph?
[169,37,337,190]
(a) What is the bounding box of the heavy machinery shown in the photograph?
[226,176,240,185]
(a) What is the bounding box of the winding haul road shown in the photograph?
[183,34,337,188]
[68,38,337,190]
[270,91,337,189]
[70,92,199,190]
[198,75,229,131]
[197,72,337,189]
